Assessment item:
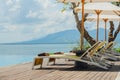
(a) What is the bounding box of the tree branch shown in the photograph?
[72,3,79,24]
[72,3,96,46]
[108,21,114,42]
[113,22,120,40]
[78,14,96,45]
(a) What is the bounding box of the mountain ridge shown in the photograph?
[1,29,120,44]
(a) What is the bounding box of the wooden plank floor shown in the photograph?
[0,59,120,80]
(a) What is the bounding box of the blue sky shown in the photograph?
[0,0,77,43]
[0,0,119,43]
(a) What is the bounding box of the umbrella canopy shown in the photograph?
[87,15,120,21]
[74,2,120,41]
[87,14,120,41]
[58,0,120,3]
[75,2,120,15]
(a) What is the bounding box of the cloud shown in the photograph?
[6,0,13,5]
[9,4,21,12]
[26,10,38,18]
[0,0,73,43]
[1,0,119,43]
[34,0,57,9]
[6,0,21,12]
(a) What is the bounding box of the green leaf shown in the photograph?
[61,8,66,12]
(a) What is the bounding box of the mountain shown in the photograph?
[21,28,120,44]
[21,29,80,44]
[3,29,120,44]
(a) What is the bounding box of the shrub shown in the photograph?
[113,48,120,53]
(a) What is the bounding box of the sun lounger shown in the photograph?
[32,52,65,69]
[105,42,120,56]
[33,41,109,70]
[97,42,120,61]
[32,57,43,70]
[88,41,114,67]
[32,53,56,69]
[84,41,112,68]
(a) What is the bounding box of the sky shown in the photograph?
[0,0,119,43]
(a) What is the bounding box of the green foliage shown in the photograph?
[61,7,66,12]
[113,48,120,53]
[72,46,80,51]
[72,44,90,51]
[72,42,80,51]
[112,42,120,53]
[72,41,90,51]
[61,3,72,12]
[84,44,90,50]
[112,2,120,6]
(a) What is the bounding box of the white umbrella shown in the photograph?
[87,14,120,41]
[75,2,120,15]
[74,2,120,41]
[87,15,120,21]
[58,0,120,50]
[58,0,120,3]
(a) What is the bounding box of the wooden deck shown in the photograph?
[0,59,120,80]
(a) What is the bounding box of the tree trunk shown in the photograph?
[108,21,120,42]
[108,21,114,42]
[72,3,96,46]
[107,3,120,42]
[113,22,120,41]
[78,19,96,45]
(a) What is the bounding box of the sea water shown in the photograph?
[0,44,77,67]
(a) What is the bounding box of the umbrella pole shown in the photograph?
[80,0,85,50]
[103,18,108,41]
[95,10,102,42]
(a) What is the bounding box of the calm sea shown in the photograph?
[0,44,77,67]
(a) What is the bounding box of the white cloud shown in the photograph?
[0,24,22,33]
[6,0,13,5]
[0,32,33,43]
[34,0,56,9]
[9,5,21,11]
[26,10,38,18]
[5,25,17,31]
[6,0,21,12]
